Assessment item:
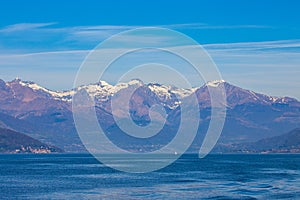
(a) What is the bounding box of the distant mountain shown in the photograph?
[0,128,62,153]
[216,128,300,153]
[0,78,299,152]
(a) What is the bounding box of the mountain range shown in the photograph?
[0,78,299,152]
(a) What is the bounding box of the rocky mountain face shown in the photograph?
[0,78,299,152]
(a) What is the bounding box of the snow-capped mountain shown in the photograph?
[196,80,300,108]
[6,78,296,108]
[7,78,194,104]
[0,78,299,152]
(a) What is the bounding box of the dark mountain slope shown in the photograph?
[0,128,62,153]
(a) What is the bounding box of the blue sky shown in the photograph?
[0,0,300,99]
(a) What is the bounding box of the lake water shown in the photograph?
[0,154,299,199]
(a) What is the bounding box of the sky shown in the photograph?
[0,0,299,99]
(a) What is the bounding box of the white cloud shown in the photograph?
[0,22,57,33]
[204,39,300,51]
[0,23,298,99]
[0,22,272,46]
[0,50,89,58]
[168,23,270,29]
[0,39,299,99]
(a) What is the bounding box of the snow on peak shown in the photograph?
[13,77,22,81]
[13,80,75,101]
[148,83,196,99]
[127,79,144,86]
[206,80,226,87]
[172,88,196,98]
[97,80,110,87]
[103,79,144,95]
[18,80,45,90]
[148,84,172,99]
[6,78,227,103]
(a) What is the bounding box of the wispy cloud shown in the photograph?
[0,22,298,99]
[0,39,299,97]
[164,23,270,29]
[0,22,272,46]
[204,39,300,52]
[0,50,89,58]
[0,22,57,33]
[66,23,271,42]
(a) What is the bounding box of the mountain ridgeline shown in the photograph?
[215,128,300,153]
[0,78,299,152]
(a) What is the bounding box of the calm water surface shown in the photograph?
[0,154,299,199]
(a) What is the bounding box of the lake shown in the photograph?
[0,154,299,199]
